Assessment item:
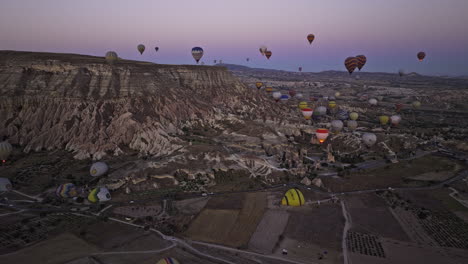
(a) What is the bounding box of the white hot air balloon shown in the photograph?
[362,133,377,147]
[0,178,12,192]
[334,92,341,98]
[315,129,329,144]
[0,141,13,163]
[272,91,282,102]
[295,93,304,99]
[390,115,402,126]
[90,162,109,177]
[301,108,313,120]
[369,98,378,106]
[347,120,358,131]
[315,106,327,116]
[331,120,344,134]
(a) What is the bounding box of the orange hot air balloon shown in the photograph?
[265,50,272,59]
[307,34,315,44]
[344,57,358,74]
[417,52,426,61]
[356,55,367,71]
[256,82,263,89]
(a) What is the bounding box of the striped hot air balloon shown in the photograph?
[55,183,79,198]
[307,34,315,44]
[281,188,305,206]
[265,87,273,93]
[356,55,367,71]
[191,47,204,63]
[344,57,358,74]
[417,52,426,62]
[157,258,180,264]
[265,50,272,59]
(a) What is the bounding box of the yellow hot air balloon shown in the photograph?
[281,188,305,206]
[349,112,359,121]
[412,101,421,108]
[256,82,263,89]
[328,101,337,109]
[298,101,308,110]
[379,115,389,125]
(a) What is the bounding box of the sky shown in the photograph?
[1,0,468,76]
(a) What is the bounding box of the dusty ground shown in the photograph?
[275,237,342,264]
[248,209,290,253]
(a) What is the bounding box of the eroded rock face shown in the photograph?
[0,51,285,159]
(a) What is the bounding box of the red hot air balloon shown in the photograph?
[289,90,297,97]
[417,52,426,61]
[265,50,272,59]
[356,55,367,71]
[344,57,358,74]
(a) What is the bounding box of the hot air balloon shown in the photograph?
[0,141,13,163]
[272,91,282,102]
[289,90,297,97]
[280,94,290,101]
[265,50,272,59]
[155,47,159,52]
[315,106,327,116]
[105,51,118,65]
[307,34,315,44]
[88,187,111,203]
[282,188,305,206]
[349,112,359,121]
[398,69,406,77]
[356,55,367,71]
[331,120,344,134]
[298,67,302,72]
[344,57,358,74]
[369,98,378,106]
[296,93,303,99]
[214,60,217,64]
[256,82,263,90]
[336,109,349,120]
[157,258,180,264]
[379,115,389,125]
[412,101,421,108]
[328,101,337,109]
[259,45,267,56]
[335,92,341,98]
[390,115,401,126]
[137,44,145,55]
[55,183,79,198]
[395,103,404,113]
[315,129,329,144]
[0,178,12,192]
[417,52,426,62]
[347,120,358,131]
[265,87,273,93]
[302,108,313,120]
[191,47,204,63]
[298,101,308,110]
[362,133,377,147]
[90,162,109,177]
[377,96,384,102]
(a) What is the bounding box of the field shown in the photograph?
[0,232,99,264]
[185,192,267,248]
[248,209,290,253]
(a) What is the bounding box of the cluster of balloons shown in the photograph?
[344,55,367,74]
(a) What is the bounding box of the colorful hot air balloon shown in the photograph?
[344,57,358,74]
[356,55,367,71]
[90,162,109,177]
[256,82,263,90]
[347,120,358,131]
[302,108,313,120]
[298,67,302,72]
[315,129,329,144]
[281,188,305,206]
[272,91,282,102]
[362,133,377,147]
[349,112,359,121]
[289,90,297,97]
[298,101,308,110]
[379,115,389,125]
[155,47,159,52]
[307,34,315,44]
[331,120,344,134]
[55,183,79,198]
[259,45,267,56]
[0,141,13,163]
[191,47,204,63]
[369,98,378,106]
[265,87,273,93]
[390,115,401,126]
[264,50,272,60]
[328,101,337,109]
[88,187,111,203]
[137,44,145,55]
[157,258,180,264]
[105,51,118,65]
[417,52,426,62]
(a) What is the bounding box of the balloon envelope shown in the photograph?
[105,51,118,65]
[0,141,13,161]
[362,133,377,147]
[344,57,358,74]
[264,50,272,59]
[417,52,426,61]
[307,34,315,44]
[356,55,367,71]
[349,112,359,121]
[137,44,145,55]
[191,47,204,63]
[315,128,329,143]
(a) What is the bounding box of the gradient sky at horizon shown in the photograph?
[1,0,468,75]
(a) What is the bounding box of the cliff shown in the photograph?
[0,51,285,159]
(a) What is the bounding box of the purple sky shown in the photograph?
[1,0,468,75]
